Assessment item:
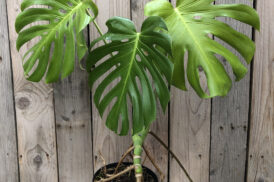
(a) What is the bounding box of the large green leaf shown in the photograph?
[87,16,173,135]
[145,0,260,98]
[16,0,98,83]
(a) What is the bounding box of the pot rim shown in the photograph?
[93,162,158,182]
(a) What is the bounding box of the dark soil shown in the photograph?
[93,163,157,182]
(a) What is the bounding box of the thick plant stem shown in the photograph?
[132,127,150,182]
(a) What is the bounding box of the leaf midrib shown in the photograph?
[25,2,84,71]
[173,8,210,65]
[115,33,140,113]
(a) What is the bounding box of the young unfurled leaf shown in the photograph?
[145,0,260,98]
[87,16,173,135]
[16,0,98,83]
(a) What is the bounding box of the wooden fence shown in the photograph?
[0,0,273,181]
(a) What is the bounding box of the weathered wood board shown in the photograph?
[54,29,93,181]
[89,0,132,173]
[210,0,253,182]
[0,0,19,181]
[170,87,211,182]
[247,0,274,181]
[6,0,58,181]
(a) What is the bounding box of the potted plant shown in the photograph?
[15,0,259,181]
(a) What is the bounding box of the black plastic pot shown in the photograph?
[93,162,158,182]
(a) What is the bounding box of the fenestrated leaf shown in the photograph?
[87,16,173,135]
[16,0,98,83]
[145,0,260,98]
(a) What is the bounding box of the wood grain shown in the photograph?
[6,0,58,181]
[210,0,253,182]
[169,1,211,182]
[247,0,274,181]
[0,0,19,181]
[89,0,132,173]
[170,88,210,182]
[131,0,169,181]
[54,29,93,181]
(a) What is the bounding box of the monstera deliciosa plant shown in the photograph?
[15,0,259,181]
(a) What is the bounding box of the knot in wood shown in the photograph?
[17,97,30,110]
[131,0,138,10]
[33,155,43,168]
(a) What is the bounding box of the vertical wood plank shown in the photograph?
[54,29,93,181]
[170,88,210,182]
[131,0,169,181]
[6,0,58,181]
[89,0,132,172]
[210,1,253,182]
[247,0,274,181]
[169,1,211,182]
[0,0,19,181]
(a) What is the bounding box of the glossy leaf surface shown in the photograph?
[145,0,260,98]
[16,0,98,83]
[87,16,173,135]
